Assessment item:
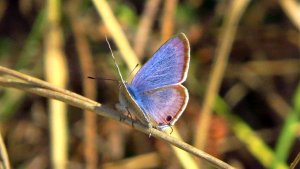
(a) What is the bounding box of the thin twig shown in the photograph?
[67,1,99,167]
[134,0,161,59]
[0,67,235,169]
[45,0,68,167]
[169,128,199,169]
[279,0,300,31]
[0,66,97,105]
[0,132,10,169]
[290,151,300,169]
[102,152,160,169]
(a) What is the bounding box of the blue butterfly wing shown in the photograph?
[131,33,190,92]
[135,85,188,127]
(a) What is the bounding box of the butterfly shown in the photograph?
[113,33,190,131]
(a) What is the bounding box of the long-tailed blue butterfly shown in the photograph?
[113,33,190,130]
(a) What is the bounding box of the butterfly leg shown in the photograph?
[169,126,174,135]
[148,124,153,138]
[116,103,127,122]
[125,107,135,127]
[119,114,125,122]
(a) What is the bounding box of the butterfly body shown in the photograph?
[119,83,152,128]
[117,33,190,130]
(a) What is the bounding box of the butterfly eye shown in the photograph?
[166,115,173,122]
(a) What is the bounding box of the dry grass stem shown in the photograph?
[0,132,10,169]
[194,0,250,151]
[45,0,68,168]
[102,152,160,169]
[92,0,140,70]
[133,0,161,59]
[0,66,235,169]
[67,3,99,168]
[279,0,300,31]
[161,0,178,42]
[290,151,300,169]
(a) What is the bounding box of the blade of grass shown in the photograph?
[16,9,46,69]
[0,8,46,121]
[290,151,300,169]
[214,96,289,169]
[0,90,23,120]
[273,82,300,168]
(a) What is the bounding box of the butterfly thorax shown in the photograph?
[118,82,152,127]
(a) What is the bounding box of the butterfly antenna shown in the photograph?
[105,36,125,83]
[127,63,139,80]
[87,76,119,84]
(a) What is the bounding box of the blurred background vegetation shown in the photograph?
[0,0,299,169]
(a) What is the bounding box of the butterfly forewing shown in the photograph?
[131,33,190,92]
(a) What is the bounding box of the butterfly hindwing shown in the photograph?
[135,85,189,128]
